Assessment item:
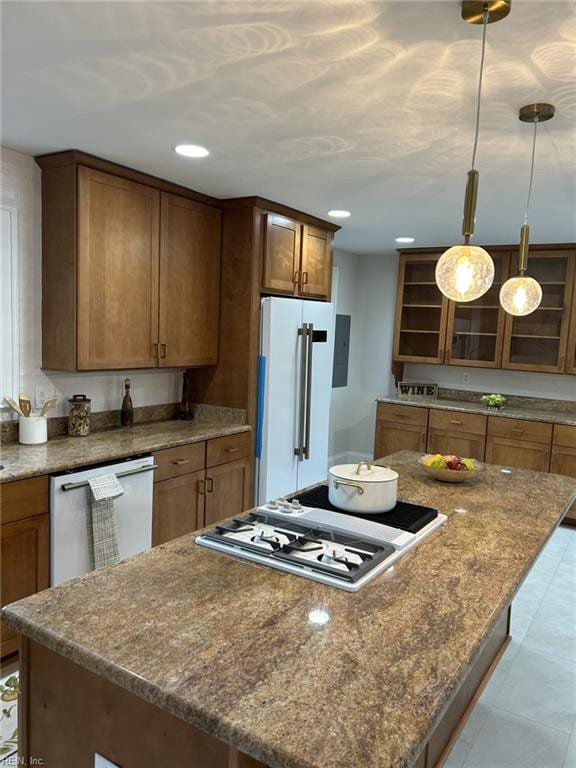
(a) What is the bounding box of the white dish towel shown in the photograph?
[87,474,125,570]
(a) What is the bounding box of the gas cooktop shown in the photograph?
[196,489,447,591]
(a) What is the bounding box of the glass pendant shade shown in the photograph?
[499,275,542,316]
[435,244,495,302]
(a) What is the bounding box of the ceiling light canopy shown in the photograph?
[435,3,510,303]
[395,236,415,244]
[500,102,555,316]
[174,144,210,158]
[328,210,351,219]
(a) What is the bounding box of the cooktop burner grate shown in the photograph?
[290,485,438,533]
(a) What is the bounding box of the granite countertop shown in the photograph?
[377,394,576,427]
[0,420,251,483]
[4,451,576,768]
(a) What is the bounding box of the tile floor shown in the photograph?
[445,524,576,768]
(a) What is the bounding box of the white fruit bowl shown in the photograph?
[419,455,481,483]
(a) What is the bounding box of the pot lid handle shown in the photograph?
[355,460,373,475]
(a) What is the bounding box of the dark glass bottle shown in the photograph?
[121,378,133,427]
[177,371,193,420]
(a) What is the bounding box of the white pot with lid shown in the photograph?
[328,461,399,514]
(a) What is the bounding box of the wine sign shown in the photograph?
[397,382,438,399]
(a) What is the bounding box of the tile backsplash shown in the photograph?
[1,147,185,423]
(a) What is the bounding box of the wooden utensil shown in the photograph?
[4,396,25,417]
[40,395,58,416]
[19,394,32,417]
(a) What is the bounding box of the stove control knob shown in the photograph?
[277,499,292,512]
[267,501,279,510]
[290,499,302,510]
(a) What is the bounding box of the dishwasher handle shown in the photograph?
[60,463,157,492]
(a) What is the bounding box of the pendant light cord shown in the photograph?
[524,117,539,224]
[470,7,489,170]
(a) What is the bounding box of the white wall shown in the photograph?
[329,249,399,463]
[0,147,184,420]
[404,363,576,401]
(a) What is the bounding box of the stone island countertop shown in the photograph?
[0,420,251,483]
[3,452,576,768]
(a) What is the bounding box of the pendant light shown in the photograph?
[499,103,555,316]
[436,1,511,302]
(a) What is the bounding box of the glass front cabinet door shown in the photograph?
[445,252,510,368]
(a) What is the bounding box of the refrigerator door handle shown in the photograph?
[294,323,309,460]
[303,323,314,460]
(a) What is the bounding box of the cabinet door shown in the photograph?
[485,436,551,472]
[204,458,251,527]
[262,215,300,295]
[551,446,576,522]
[1,515,49,657]
[426,431,486,462]
[374,421,427,460]
[152,470,205,546]
[445,252,510,368]
[77,167,160,370]
[566,278,576,374]
[159,194,221,367]
[393,254,449,364]
[502,250,575,373]
[299,226,332,300]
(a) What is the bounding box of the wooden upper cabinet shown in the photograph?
[261,214,333,300]
[262,214,300,295]
[445,252,510,368]
[159,194,221,367]
[77,168,160,369]
[393,253,449,364]
[300,225,332,300]
[502,250,576,373]
[566,276,576,374]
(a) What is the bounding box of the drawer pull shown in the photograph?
[450,419,463,425]
[199,479,206,495]
[171,458,190,465]
[511,427,524,434]
[225,447,241,453]
[206,477,214,494]
[294,270,301,285]
[394,413,407,419]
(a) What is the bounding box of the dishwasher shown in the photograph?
[50,455,155,586]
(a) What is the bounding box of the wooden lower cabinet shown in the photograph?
[152,470,205,546]
[426,431,486,462]
[205,458,251,527]
[550,444,576,523]
[1,477,50,659]
[374,420,427,460]
[485,436,551,472]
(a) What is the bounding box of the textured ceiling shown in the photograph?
[2,0,575,253]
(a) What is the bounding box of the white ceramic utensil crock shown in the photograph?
[328,461,399,514]
[19,415,48,445]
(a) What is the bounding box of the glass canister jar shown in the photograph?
[68,394,91,436]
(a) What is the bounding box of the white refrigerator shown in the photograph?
[255,296,334,504]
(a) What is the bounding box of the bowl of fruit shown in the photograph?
[419,454,480,483]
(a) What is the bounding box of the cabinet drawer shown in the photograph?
[488,417,552,444]
[0,476,49,524]
[553,424,576,449]
[377,402,428,427]
[153,442,206,482]
[206,431,251,468]
[429,409,487,436]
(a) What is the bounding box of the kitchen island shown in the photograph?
[4,451,576,768]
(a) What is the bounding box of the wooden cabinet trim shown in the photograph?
[485,435,551,472]
[299,225,333,300]
[0,476,49,525]
[152,470,205,547]
[553,424,576,449]
[204,457,251,527]
[261,214,301,296]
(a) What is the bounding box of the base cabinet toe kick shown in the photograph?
[17,606,510,768]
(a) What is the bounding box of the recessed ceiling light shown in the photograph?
[395,236,415,244]
[328,210,351,219]
[174,144,210,158]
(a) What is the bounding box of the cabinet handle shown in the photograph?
[439,348,444,360]
[446,349,452,363]
[302,271,309,285]
[394,413,407,419]
[199,479,206,495]
[511,427,524,434]
[152,342,159,358]
[450,419,463,425]
[294,270,301,285]
[206,477,214,494]
[159,343,167,358]
[225,447,240,453]
[171,458,189,465]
